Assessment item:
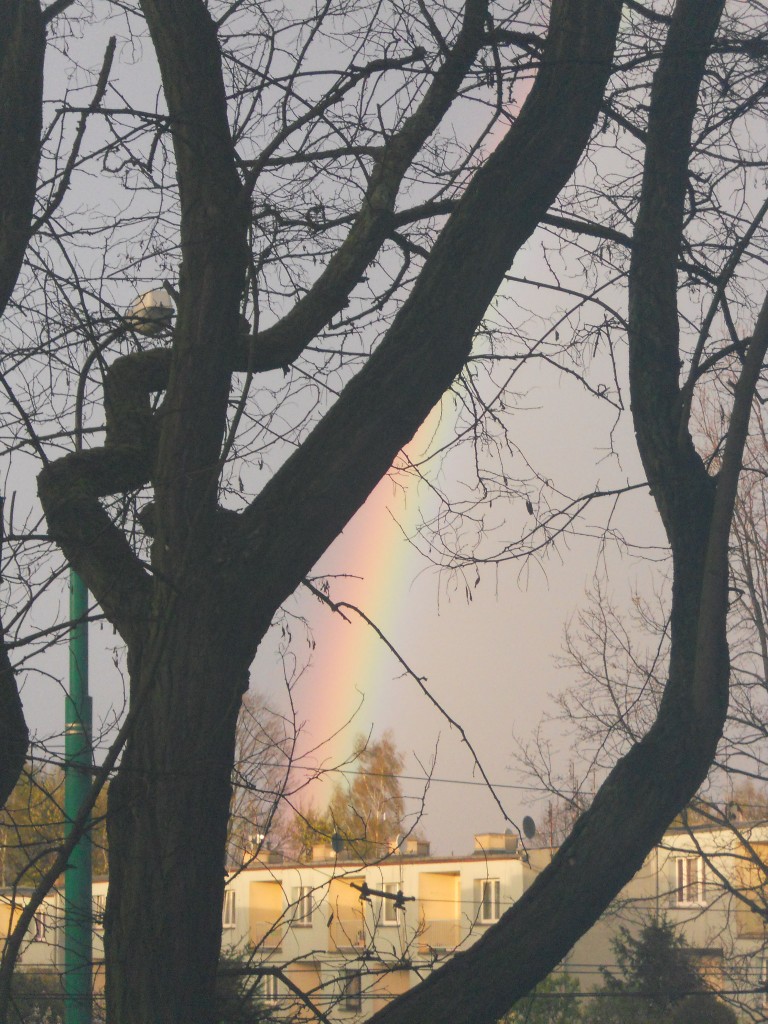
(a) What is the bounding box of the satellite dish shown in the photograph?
[522,816,536,839]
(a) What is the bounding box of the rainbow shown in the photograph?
[297,399,455,765]
[294,75,537,768]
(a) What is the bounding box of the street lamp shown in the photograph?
[125,287,174,336]
[64,568,91,1024]
[64,288,174,1024]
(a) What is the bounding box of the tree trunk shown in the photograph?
[0,0,43,808]
[105,594,251,1024]
[0,0,44,316]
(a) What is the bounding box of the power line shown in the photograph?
[239,759,588,797]
[27,744,582,798]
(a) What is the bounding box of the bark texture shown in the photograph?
[105,615,251,1022]
[0,0,43,807]
[0,0,44,314]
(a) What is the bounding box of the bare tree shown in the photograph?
[517,400,768,1017]
[228,691,294,867]
[2,1,768,1023]
[543,389,768,809]
[30,4,622,1020]
[364,2,768,1022]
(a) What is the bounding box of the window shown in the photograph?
[673,856,706,905]
[93,894,107,931]
[382,882,400,925]
[262,974,279,1005]
[479,879,501,923]
[33,911,46,942]
[291,886,313,926]
[689,948,724,993]
[343,970,362,1012]
[223,889,237,928]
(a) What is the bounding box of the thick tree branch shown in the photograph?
[628,0,726,542]
[483,27,544,53]
[541,212,633,248]
[624,0,672,24]
[625,0,730,772]
[37,450,153,646]
[0,0,44,317]
[238,0,622,693]
[37,346,165,644]
[41,0,75,23]
[140,0,249,559]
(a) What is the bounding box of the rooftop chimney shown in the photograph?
[473,832,519,855]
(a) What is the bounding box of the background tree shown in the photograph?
[281,800,335,864]
[326,732,407,860]
[284,732,407,861]
[2,2,768,1024]
[228,692,294,867]
[546,389,768,796]
[215,950,274,1024]
[583,919,737,1024]
[0,761,108,887]
[518,389,768,964]
[503,975,583,1024]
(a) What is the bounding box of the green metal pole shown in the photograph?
[64,570,92,1024]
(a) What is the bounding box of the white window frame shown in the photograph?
[262,974,279,1005]
[291,885,313,926]
[382,882,400,925]
[479,878,501,923]
[673,856,706,906]
[343,970,362,1011]
[223,889,237,929]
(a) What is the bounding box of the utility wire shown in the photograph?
[26,745,591,797]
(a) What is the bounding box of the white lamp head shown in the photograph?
[126,287,175,336]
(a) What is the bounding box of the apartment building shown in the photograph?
[216,824,768,1020]
[3,823,768,1019]
[559,821,768,1016]
[219,831,530,1019]
[0,888,58,972]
